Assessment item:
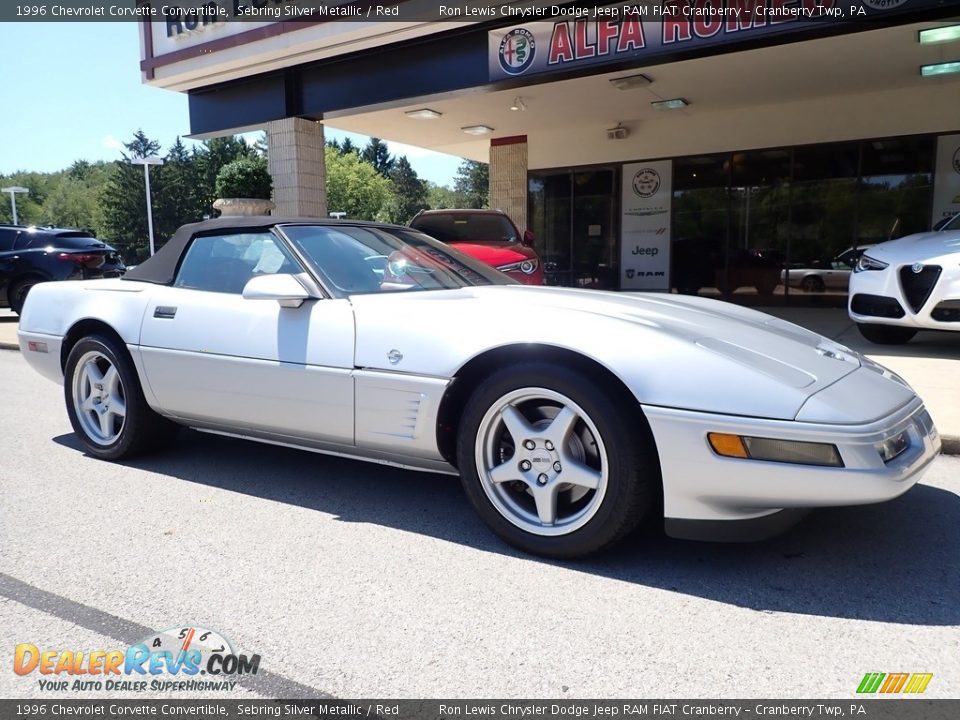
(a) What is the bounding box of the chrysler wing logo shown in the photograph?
[499,29,536,75]
[911,263,924,274]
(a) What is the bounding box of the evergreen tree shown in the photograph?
[99,130,162,261]
[326,138,342,153]
[361,138,394,176]
[385,156,428,224]
[155,137,203,244]
[340,137,358,156]
[453,160,489,209]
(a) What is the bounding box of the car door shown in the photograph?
[137,230,355,445]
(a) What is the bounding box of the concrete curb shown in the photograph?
[2,338,958,455]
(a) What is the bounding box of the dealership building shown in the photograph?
[140,0,960,302]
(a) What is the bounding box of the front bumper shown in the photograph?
[849,263,960,330]
[644,397,940,539]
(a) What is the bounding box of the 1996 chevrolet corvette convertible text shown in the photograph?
[18,217,941,557]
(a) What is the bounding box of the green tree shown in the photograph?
[361,138,394,176]
[425,182,458,210]
[193,136,254,215]
[99,131,163,261]
[453,160,489,208]
[324,146,391,220]
[339,137,358,156]
[154,138,203,243]
[0,171,47,225]
[384,156,428,224]
[44,174,98,230]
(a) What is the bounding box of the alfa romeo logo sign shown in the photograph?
[632,168,661,198]
[499,29,536,75]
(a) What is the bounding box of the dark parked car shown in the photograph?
[672,237,781,296]
[0,225,125,314]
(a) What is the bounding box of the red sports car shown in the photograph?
[409,209,544,285]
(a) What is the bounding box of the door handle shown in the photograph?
[153,306,177,319]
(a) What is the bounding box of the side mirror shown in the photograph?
[522,229,535,246]
[242,274,312,308]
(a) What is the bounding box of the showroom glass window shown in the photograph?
[858,136,934,243]
[671,154,730,297]
[174,232,303,294]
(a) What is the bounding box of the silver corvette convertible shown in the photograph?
[18,217,941,558]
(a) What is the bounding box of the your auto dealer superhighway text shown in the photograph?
[438,704,856,717]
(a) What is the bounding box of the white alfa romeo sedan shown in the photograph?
[18,218,941,558]
[849,213,960,344]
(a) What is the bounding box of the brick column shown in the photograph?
[266,117,326,217]
[489,135,528,232]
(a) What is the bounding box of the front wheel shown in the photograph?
[456,362,659,558]
[856,323,917,345]
[64,334,179,460]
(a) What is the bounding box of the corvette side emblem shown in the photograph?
[387,349,403,364]
[911,263,924,274]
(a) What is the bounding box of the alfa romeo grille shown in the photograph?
[899,265,941,313]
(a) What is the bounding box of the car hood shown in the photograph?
[447,241,535,266]
[351,286,906,421]
[866,230,960,264]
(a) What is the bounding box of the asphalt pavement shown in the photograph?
[1,349,958,700]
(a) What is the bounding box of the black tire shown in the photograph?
[856,323,917,346]
[64,334,180,460]
[801,276,825,293]
[456,361,659,559]
[9,277,42,315]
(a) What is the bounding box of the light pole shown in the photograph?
[130,156,164,256]
[1,186,29,225]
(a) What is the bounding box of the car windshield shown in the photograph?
[411,213,518,244]
[940,214,960,232]
[279,224,516,296]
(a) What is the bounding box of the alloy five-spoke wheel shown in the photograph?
[64,334,180,460]
[458,361,659,558]
[71,350,127,445]
[476,388,608,536]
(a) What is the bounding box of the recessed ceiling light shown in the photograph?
[461,125,495,136]
[919,25,960,44]
[405,108,442,119]
[609,73,652,90]
[651,98,689,110]
[921,61,960,77]
[509,97,527,111]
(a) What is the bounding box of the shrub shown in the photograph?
[214,157,272,199]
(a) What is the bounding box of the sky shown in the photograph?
[0,23,462,186]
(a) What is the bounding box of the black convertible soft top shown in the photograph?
[122,215,391,285]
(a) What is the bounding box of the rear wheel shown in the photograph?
[8,277,42,315]
[856,323,917,346]
[456,362,659,558]
[64,334,179,460]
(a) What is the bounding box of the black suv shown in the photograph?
[0,226,126,314]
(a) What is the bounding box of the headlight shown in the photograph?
[854,255,889,273]
[497,259,538,275]
[708,433,844,467]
